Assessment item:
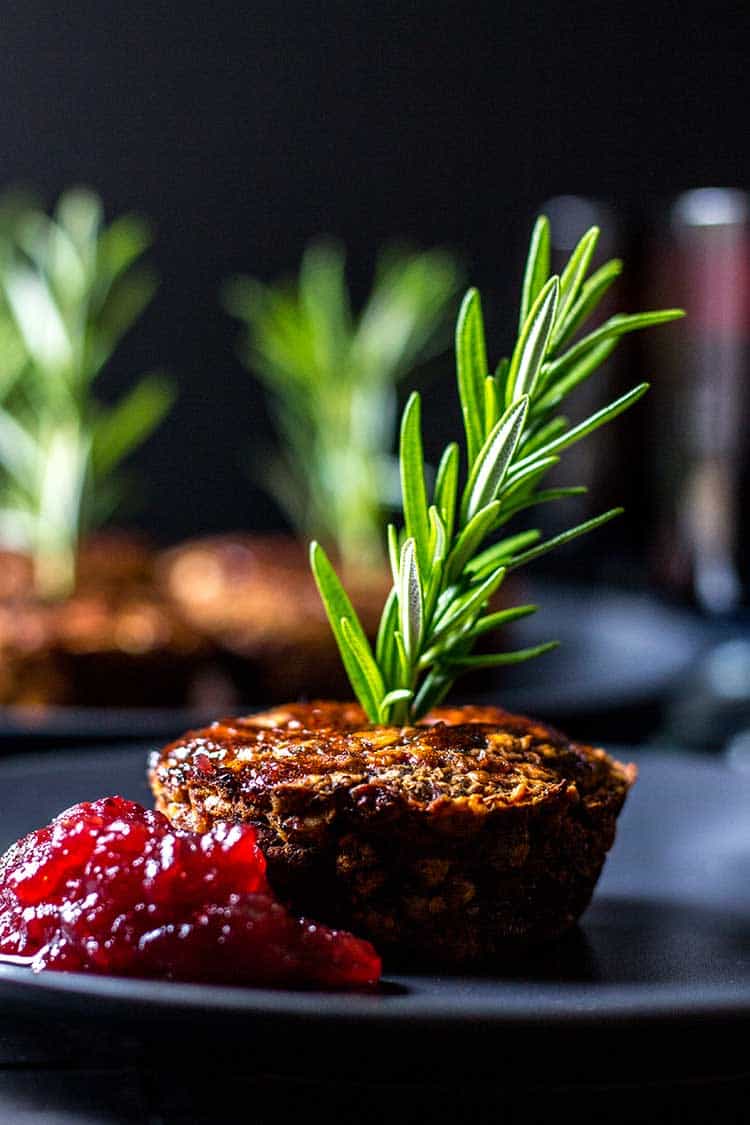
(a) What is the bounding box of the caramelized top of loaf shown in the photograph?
[151,701,636,821]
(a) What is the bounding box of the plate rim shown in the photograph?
[1,962,750,1026]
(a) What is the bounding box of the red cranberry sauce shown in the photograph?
[0,796,380,989]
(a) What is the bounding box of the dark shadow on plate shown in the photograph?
[375,979,410,996]
[382,925,600,982]
[381,896,750,989]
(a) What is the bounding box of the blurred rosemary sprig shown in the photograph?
[223,240,462,569]
[0,188,174,599]
[311,216,684,723]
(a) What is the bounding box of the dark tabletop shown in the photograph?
[1,1015,748,1124]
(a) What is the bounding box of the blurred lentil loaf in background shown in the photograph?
[0,534,207,706]
[0,208,466,708]
[157,533,391,702]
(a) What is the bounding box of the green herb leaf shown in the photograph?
[428,505,447,566]
[412,667,455,716]
[310,541,380,719]
[340,617,386,722]
[501,455,560,504]
[0,409,38,488]
[92,372,174,478]
[552,258,622,350]
[518,216,550,331]
[433,442,459,543]
[535,339,618,412]
[542,309,684,388]
[498,485,588,524]
[513,383,649,470]
[468,604,538,637]
[506,277,559,406]
[400,392,431,573]
[447,641,559,668]
[424,509,446,624]
[375,586,399,686]
[483,375,501,436]
[465,529,542,580]
[398,536,423,665]
[444,500,501,585]
[507,508,624,570]
[430,565,506,646]
[461,395,529,523]
[3,262,73,374]
[555,226,599,330]
[387,523,401,586]
[494,357,510,401]
[93,267,159,376]
[97,214,153,287]
[519,416,569,457]
[455,288,487,466]
[379,689,414,723]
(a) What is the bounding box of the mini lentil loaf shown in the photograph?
[150,702,636,965]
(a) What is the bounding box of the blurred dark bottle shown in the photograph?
[648,188,750,614]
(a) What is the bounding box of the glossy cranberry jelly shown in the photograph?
[0,796,380,988]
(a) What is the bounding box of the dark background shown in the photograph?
[2,1,748,555]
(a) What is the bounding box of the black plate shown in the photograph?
[0,742,749,1079]
[0,584,707,746]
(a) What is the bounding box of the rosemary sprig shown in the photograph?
[223,240,462,569]
[311,216,684,724]
[0,189,173,599]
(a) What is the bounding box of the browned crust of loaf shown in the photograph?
[150,701,636,964]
